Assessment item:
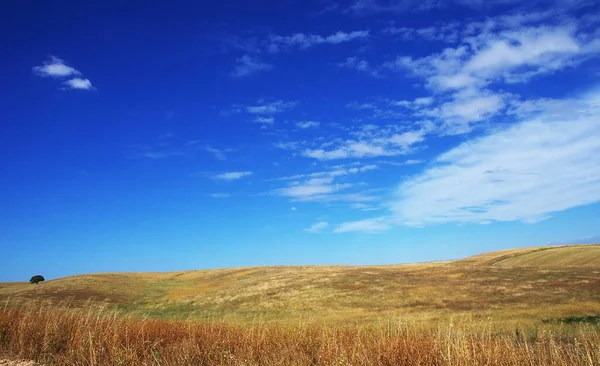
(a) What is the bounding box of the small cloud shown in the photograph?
[213,171,253,181]
[351,203,380,211]
[130,144,184,159]
[246,100,298,114]
[296,121,320,129]
[231,55,273,77]
[305,221,329,233]
[274,141,302,150]
[291,206,297,211]
[405,159,424,165]
[275,177,352,200]
[33,56,95,91]
[33,56,80,78]
[303,129,426,160]
[338,57,380,77]
[254,116,275,124]
[208,193,231,198]
[333,217,390,233]
[206,147,229,160]
[268,30,369,52]
[63,78,94,90]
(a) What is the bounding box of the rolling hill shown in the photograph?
[458,244,600,266]
[1,244,599,326]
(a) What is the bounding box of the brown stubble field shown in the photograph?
[1,244,599,365]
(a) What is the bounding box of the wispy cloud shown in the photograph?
[213,171,253,181]
[333,217,390,233]
[221,100,298,120]
[392,97,434,108]
[276,177,353,200]
[305,221,329,233]
[296,121,320,129]
[351,203,380,211]
[344,0,444,15]
[303,129,426,160]
[254,116,275,124]
[382,23,460,43]
[231,55,273,77]
[272,164,379,202]
[206,147,231,160]
[246,100,298,114]
[130,144,185,159]
[337,57,380,77]
[268,30,369,53]
[272,164,378,181]
[390,90,600,226]
[208,193,231,198]
[387,24,593,92]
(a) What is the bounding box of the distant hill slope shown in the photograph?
[459,244,600,266]
[1,244,599,325]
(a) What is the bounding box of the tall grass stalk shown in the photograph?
[0,301,598,365]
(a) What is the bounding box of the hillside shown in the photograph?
[458,244,600,266]
[1,244,599,326]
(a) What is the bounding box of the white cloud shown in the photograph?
[390,25,594,92]
[33,56,80,78]
[378,159,425,166]
[303,129,426,160]
[296,121,320,129]
[390,90,600,226]
[276,177,352,200]
[383,23,460,43]
[351,203,380,211]
[213,171,253,181]
[421,90,506,133]
[440,93,504,122]
[291,206,297,211]
[393,97,434,108]
[272,164,379,202]
[273,164,378,181]
[209,193,231,198]
[268,30,369,52]
[274,141,303,150]
[33,56,95,91]
[464,27,581,83]
[345,0,441,15]
[254,116,275,124]
[305,221,329,233]
[231,55,273,77]
[206,147,229,160]
[338,57,380,77]
[63,78,94,90]
[333,217,390,233]
[246,100,298,114]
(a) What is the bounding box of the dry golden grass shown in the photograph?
[1,301,599,366]
[459,244,600,266]
[1,244,600,327]
[1,244,600,364]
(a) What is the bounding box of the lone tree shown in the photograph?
[30,275,45,285]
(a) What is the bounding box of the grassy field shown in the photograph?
[2,244,600,327]
[1,244,600,365]
[2,301,600,365]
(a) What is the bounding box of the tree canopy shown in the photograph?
[30,275,45,284]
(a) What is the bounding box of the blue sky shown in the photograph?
[1,0,600,281]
